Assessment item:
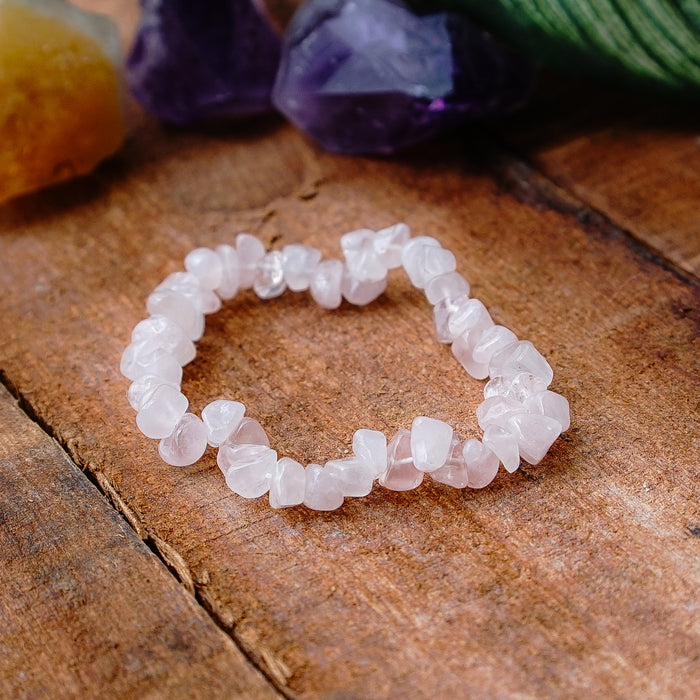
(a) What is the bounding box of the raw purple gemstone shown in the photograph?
[127,0,282,125]
[272,0,534,154]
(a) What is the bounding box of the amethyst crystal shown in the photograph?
[272,0,534,154]
[127,0,282,124]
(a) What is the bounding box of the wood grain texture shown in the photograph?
[0,384,278,699]
[1,3,699,697]
[0,113,698,698]
[499,76,700,280]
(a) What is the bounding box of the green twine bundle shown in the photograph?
[432,0,700,96]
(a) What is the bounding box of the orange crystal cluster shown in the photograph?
[0,0,126,203]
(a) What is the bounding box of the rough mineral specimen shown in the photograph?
[273,0,533,154]
[127,0,282,124]
[0,0,126,203]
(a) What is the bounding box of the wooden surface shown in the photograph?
[0,4,698,698]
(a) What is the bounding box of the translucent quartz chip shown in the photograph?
[448,298,494,340]
[472,325,518,366]
[506,414,562,465]
[146,284,205,341]
[410,416,453,472]
[341,228,386,282]
[201,399,245,447]
[127,374,179,411]
[425,271,470,306]
[120,341,183,384]
[400,236,440,285]
[282,244,322,292]
[215,244,240,300]
[136,385,188,439]
[403,242,456,289]
[304,464,344,511]
[379,429,424,491]
[254,251,286,300]
[462,438,499,489]
[158,413,208,466]
[236,233,266,289]
[225,417,270,447]
[431,437,468,488]
[269,457,306,509]
[156,271,221,315]
[185,247,223,291]
[482,424,520,473]
[325,457,375,497]
[489,340,554,386]
[374,223,410,269]
[524,390,571,432]
[433,296,465,344]
[146,287,204,341]
[341,269,387,306]
[310,259,344,309]
[476,396,527,431]
[131,315,196,365]
[218,443,276,498]
[452,329,490,380]
[483,372,547,403]
[352,429,387,478]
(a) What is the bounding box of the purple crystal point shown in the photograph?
[127,0,282,125]
[272,0,534,154]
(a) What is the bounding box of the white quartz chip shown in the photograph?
[159,413,208,466]
[131,315,196,366]
[489,340,554,386]
[379,429,424,491]
[185,247,223,291]
[352,429,387,478]
[506,414,562,465]
[304,464,344,511]
[524,390,571,432]
[236,233,266,289]
[282,244,322,291]
[462,438,500,489]
[310,259,344,309]
[201,399,245,447]
[482,424,520,473]
[218,443,276,498]
[374,223,409,268]
[431,437,468,488]
[269,457,306,509]
[410,416,453,472]
[136,385,188,439]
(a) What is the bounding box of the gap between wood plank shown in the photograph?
[0,368,293,698]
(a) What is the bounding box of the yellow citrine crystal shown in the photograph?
[0,0,126,203]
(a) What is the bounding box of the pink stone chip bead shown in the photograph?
[201,399,245,447]
[476,396,527,431]
[506,414,562,465]
[341,269,387,306]
[218,443,276,498]
[482,424,520,473]
[254,251,286,299]
[136,384,188,439]
[462,438,500,488]
[352,429,387,478]
[310,259,344,309]
[489,340,554,386]
[226,417,270,447]
[411,416,454,472]
[325,457,375,497]
[215,243,240,300]
[127,374,179,411]
[425,271,470,305]
[304,464,344,511]
[131,315,196,366]
[373,222,409,269]
[341,228,386,282]
[282,244,322,292]
[379,429,424,491]
[431,437,469,488]
[524,390,571,432]
[185,247,223,291]
[120,341,183,383]
[269,457,306,509]
[158,413,208,466]
[236,233,266,290]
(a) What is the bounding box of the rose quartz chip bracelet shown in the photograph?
[121,224,570,511]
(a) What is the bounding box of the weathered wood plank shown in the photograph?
[498,76,700,279]
[0,112,698,699]
[0,384,278,699]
